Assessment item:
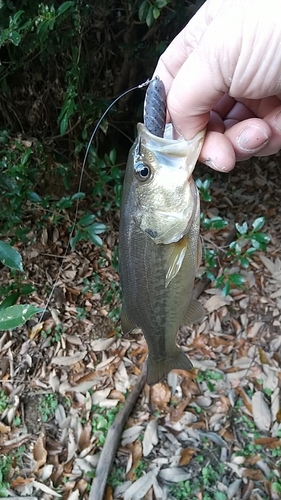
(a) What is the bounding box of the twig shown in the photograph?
[89,363,147,500]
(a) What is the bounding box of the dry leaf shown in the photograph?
[52,351,87,366]
[127,439,143,481]
[179,447,196,466]
[124,470,158,500]
[150,382,171,411]
[33,433,47,472]
[143,419,158,457]
[78,421,92,452]
[252,391,272,432]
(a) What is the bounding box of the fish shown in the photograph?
[119,78,205,385]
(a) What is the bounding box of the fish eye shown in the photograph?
[134,162,152,182]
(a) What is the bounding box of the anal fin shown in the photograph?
[183,298,205,325]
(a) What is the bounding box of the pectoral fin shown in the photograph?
[121,307,136,334]
[166,236,188,287]
[183,298,205,325]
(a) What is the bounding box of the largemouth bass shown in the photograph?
[119,79,205,385]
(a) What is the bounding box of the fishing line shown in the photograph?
[39,77,155,322]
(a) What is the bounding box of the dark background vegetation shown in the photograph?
[0,0,204,241]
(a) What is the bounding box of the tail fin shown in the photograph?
[146,348,193,386]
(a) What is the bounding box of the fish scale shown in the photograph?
[119,80,206,385]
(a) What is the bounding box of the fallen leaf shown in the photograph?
[33,433,47,472]
[150,382,171,411]
[143,419,158,457]
[52,351,87,366]
[179,447,196,466]
[252,391,272,432]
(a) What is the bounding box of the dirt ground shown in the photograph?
[1,155,281,500]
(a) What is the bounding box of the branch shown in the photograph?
[89,363,147,500]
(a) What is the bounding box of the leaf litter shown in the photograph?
[1,156,281,499]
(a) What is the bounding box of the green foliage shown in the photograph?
[169,463,226,499]
[199,178,271,296]
[107,466,125,488]
[133,460,147,479]
[83,267,122,325]
[91,405,120,447]
[0,304,42,331]
[39,393,59,422]
[0,391,9,414]
[0,454,12,497]
[0,240,23,271]
[0,446,25,497]
[0,241,40,331]
[138,0,170,27]
[196,178,212,202]
[197,370,224,392]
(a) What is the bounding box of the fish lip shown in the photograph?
[138,122,206,156]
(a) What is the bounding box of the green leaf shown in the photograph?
[138,0,149,21]
[10,10,25,24]
[59,112,69,136]
[71,192,85,201]
[57,1,75,16]
[0,241,23,272]
[87,231,103,247]
[37,19,51,40]
[252,216,265,231]
[153,7,160,18]
[214,493,227,500]
[0,305,42,330]
[79,213,96,226]
[222,282,230,296]
[228,273,245,286]
[109,148,116,164]
[0,293,20,310]
[272,482,281,493]
[251,232,271,244]
[70,229,84,249]
[146,7,154,27]
[236,221,248,235]
[240,257,249,268]
[90,222,107,234]
[20,284,36,295]
[28,191,42,202]
[8,31,21,46]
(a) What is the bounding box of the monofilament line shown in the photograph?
[39,78,156,322]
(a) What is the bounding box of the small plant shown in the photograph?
[133,460,147,479]
[0,454,12,496]
[0,241,41,331]
[197,370,224,392]
[169,480,195,500]
[107,466,125,488]
[39,393,59,422]
[196,178,212,202]
[0,391,9,414]
[138,0,169,27]
[0,446,25,496]
[91,405,121,446]
[200,178,270,296]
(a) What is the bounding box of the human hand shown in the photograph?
[154,0,281,172]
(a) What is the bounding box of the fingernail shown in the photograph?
[203,159,227,172]
[237,126,269,152]
[274,111,281,132]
